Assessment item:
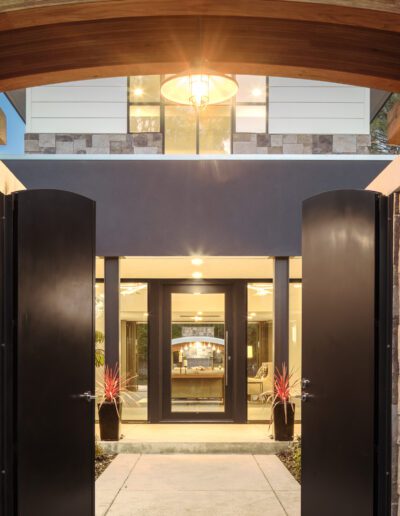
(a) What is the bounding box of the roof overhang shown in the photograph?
[0,1,400,91]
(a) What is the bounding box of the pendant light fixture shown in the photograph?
[160,17,237,109]
[161,68,238,109]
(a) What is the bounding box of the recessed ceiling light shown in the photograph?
[191,258,204,266]
[192,271,203,279]
[134,87,144,96]
[197,311,203,315]
[143,312,149,317]
[194,315,203,322]
[250,312,256,317]
[251,87,262,97]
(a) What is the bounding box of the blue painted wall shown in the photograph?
[0,94,25,155]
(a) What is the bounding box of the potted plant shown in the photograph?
[97,365,134,441]
[269,363,300,441]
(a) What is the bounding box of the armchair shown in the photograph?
[247,362,273,400]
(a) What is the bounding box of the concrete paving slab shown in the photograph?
[275,490,301,516]
[255,455,300,491]
[107,490,287,516]
[95,454,300,515]
[124,454,270,492]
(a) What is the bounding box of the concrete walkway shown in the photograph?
[96,454,300,515]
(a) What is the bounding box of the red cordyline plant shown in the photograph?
[96,365,136,416]
[268,363,301,425]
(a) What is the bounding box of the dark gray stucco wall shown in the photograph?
[4,159,389,256]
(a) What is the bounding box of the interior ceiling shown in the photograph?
[97,256,280,279]
[96,256,302,322]
[0,1,400,91]
[97,256,302,279]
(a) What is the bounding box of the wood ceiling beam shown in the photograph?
[0,1,399,32]
[0,1,400,91]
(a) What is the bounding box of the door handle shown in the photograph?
[76,391,96,402]
[302,378,311,389]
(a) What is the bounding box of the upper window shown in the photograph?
[235,75,267,133]
[128,75,161,133]
[128,75,268,154]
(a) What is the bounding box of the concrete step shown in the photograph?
[99,440,290,454]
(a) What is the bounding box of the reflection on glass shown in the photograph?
[247,282,274,421]
[236,105,266,133]
[199,105,231,155]
[120,283,148,421]
[289,281,302,421]
[289,257,302,424]
[236,75,267,103]
[171,292,225,413]
[129,75,161,103]
[95,277,104,422]
[165,106,196,154]
[129,105,160,133]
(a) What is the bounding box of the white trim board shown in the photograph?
[0,154,396,161]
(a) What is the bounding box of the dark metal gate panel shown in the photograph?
[3,190,95,516]
[301,190,390,516]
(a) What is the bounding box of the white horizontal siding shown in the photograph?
[31,102,127,118]
[268,78,370,134]
[269,102,365,119]
[29,118,127,134]
[26,78,127,134]
[268,78,349,88]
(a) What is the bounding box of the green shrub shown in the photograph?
[277,436,301,483]
[95,439,104,458]
[290,437,301,482]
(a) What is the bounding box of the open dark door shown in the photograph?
[2,190,95,515]
[301,190,391,516]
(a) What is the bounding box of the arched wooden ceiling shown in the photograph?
[1,0,400,91]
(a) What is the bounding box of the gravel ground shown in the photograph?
[277,438,301,484]
[95,453,117,480]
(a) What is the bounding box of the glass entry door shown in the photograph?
[162,283,234,421]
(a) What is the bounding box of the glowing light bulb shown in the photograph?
[190,75,209,108]
[134,87,144,97]
[251,87,262,97]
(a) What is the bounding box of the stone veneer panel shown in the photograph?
[232,133,371,154]
[25,133,163,154]
[26,132,371,154]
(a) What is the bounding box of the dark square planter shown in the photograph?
[98,401,122,441]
